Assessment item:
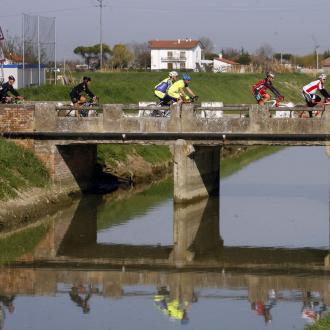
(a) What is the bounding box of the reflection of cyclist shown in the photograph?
[252,72,283,106]
[154,71,178,104]
[301,291,327,324]
[251,290,277,324]
[0,295,15,330]
[69,285,92,314]
[153,287,191,325]
[0,295,15,314]
[163,73,197,105]
[0,306,3,330]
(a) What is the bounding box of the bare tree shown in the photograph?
[252,43,274,69]
[129,42,151,70]
[199,36,214,54]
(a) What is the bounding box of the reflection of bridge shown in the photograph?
[1,195,330,304]
[12,195,330,271]
[1,103,329,201]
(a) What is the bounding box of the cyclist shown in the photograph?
[69,76,97,107]
[163,73,197,105]
[0,75,24,104]
[302,73,330,117]
[252,72,283,106]
[154,71,178,105]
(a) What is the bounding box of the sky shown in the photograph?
[0,0,329,60]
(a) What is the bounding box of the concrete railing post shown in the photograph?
[34,102,57,131]
[173,139,220,203]
[249,104,270,132]
[103,104,123,131]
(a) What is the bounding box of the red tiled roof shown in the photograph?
[322,57,330,67]
[214,57,239,65]
[149,39,202,50]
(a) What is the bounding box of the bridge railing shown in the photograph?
[52,101,329,119]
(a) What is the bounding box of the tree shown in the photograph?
[199,36,215,60]
[111,44,134,69]
[199,36,214,54]
[237,48,251,65]
[252,43,274,67]
[323,50,330,59]
[129,42,151,69]
[73,44,112,68]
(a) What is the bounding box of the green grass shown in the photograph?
[98,144,172,167]
[0,224,48,264]
[0,139,49,200]
[20,72,315,104]
[305,313,330,330]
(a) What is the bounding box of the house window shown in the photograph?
[180,51,186,59]
[167,51,173,58]
[180,62,185,69]
[167,63,173,70]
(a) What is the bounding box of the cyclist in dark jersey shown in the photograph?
[0,75,23,103]
[252,72,283,106]
[69,76,97,105]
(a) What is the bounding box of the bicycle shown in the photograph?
[64,97,99,117]
[150,95,199,117]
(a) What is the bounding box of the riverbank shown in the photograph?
[20,72,312,104]
[305,313,330,330]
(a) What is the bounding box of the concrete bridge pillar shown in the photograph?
[173,139,220,203]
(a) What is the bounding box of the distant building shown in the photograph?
[321,57,330,73]
[149,39,204,71]
[213,54,240,73]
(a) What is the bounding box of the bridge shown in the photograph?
[0,102,329,202]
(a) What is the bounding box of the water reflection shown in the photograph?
[0,146,329,329]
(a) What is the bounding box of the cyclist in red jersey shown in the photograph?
[252,72,283,106]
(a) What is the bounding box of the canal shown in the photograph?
[0,146,329,330]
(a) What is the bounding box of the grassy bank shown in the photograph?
[20,72,313,104]
[305,314,330,330]
[0,224,48,264]
[98,144,172,167]
[0,139,49,200]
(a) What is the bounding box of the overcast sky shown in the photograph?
[1,0,329,60]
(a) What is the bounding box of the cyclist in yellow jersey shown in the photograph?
[163,73,197,104]
[154,71,178,102]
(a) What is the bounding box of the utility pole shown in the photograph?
[96,0,103,70]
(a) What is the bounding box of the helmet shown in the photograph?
[169,71,178,78]
[8,75,15,81]
[266,72,275,79]
[182,73,191,81]
[319,73,326,80]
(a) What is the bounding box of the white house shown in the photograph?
[149,39,204,71]
[213,54,240,73]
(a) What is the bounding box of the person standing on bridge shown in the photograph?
[154,71,178,105]
[0,75,24,104]
[252,72,284,106]
[302,74,330,118]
